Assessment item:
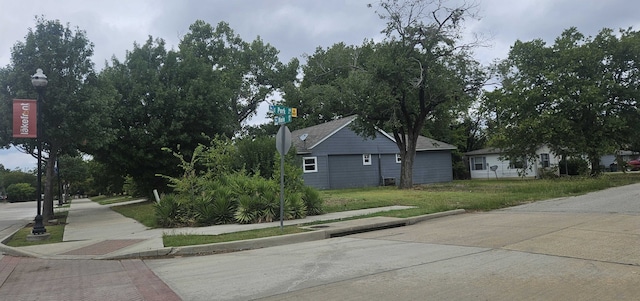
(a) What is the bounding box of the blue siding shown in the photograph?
[328,155,380,189]
[300,125,453,189]
[301,155,330,189]
[413,151,453,184]
[380,154,401,184]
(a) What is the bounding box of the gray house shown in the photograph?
[290,115,456,189]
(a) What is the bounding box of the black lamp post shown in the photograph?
[31,68,47,235]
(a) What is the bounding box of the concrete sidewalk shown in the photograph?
[1,198,462,260]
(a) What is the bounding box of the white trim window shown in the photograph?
[363,154,372,166]
[540,153,550,168]
[303,157,318,173]
[395,154,402,164]
[471,156,486,171]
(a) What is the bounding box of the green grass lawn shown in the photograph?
[7,173,640,248]
[163,226,308,247]
[91,195,135,205]
[162,173,640,246]
[109,200,157,228]
[320,173,640,217]
[5,211,68,247]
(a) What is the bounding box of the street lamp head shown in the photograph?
[31,68,48,89]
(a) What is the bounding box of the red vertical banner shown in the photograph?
[12,99,38,138]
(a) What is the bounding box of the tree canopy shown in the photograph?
[287,0,486,188]
[92,21,298,194]
[0,17,114,219]
[485,27,640,174]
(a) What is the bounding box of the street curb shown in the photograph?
[0,244,42,258]
[3,209,467,260]
[0,222,42,258]
[405,209,466,225]
[106,209,467,259]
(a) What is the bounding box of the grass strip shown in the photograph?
[163,226,308,247]
[109,200,157,228]
[90,195,135,205]
[5,211,68,247]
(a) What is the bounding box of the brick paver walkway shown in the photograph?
[0,256,181,301]
[61,239,146,256]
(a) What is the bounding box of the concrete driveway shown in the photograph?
[147,183,640,301]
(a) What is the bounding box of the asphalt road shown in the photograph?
[146,183,640,301]
[0,201,36,238]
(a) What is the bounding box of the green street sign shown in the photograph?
[269,105,296,124]
[274,115,291,125]
[269,105,290,116]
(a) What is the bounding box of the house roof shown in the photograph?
[414,136,457,151]
[290,115,456,153]
[464,148,504,156]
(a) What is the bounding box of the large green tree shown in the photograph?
[485,27,640,174]
[94,21,298,195]
[0,17,114,220]
[285,42,375,129]
[57,154,89,199]
[289,0,486,188]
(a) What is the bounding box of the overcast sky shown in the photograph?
[2,0,639,171]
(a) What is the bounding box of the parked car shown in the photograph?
[628,159,640,171]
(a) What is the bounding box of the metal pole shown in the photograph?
[279,124,285,231]
[32,90,46,234]
[57,159,62,206]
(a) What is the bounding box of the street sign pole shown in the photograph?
[275,125,292,230]
[270,104,295,230]
[279,124,285,230]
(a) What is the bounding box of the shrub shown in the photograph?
[6,183,35,202]
[229,173,280,224]
[538,166,560,179]
[209,186,236,224]
[302,186,323,215]
[559,158,589,175]
[285,192,307,220]
[154,136,324,227]
[155,194,198,227]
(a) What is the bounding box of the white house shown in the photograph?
[465,146,561,179]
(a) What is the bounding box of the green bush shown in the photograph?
[154,136,324,227]
[559,158,589,175]
[155,194,197,227]
[208,186,236,224]
[235,136,277,178]
[229,173,280,224]
[537,166,560,179]
[285,192,307,220]
[302,186,324,215]
[6,183,35,202]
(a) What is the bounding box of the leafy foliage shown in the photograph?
[287,0,486,188]
[6,183,35,202]
[485,27,640,175]
[154,136,324,227]
[1,170,36,190]
[92,20,298,196]
[0,17,115,219]
[234,136,277,178]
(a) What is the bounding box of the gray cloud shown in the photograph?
[2,0,640,170]
[3,0,639,68]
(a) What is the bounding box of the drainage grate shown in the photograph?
[329,222,406,238]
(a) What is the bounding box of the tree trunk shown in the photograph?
[589,155,601,177]
[398,134,418,189]
[43,151,57,221]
